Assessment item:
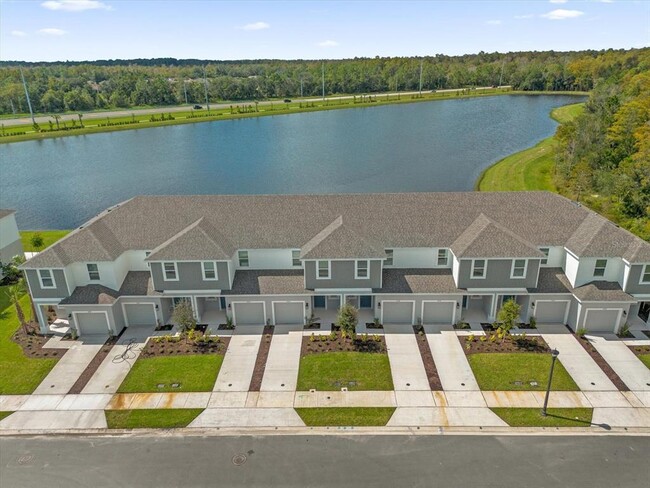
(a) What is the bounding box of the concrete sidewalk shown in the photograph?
[589,335,650,391]
[387,407,507,427]
[189,408,304,427]
[213,326,264,391]
[426,330,480,391]
[260,326,302,392]
[383,325,431,391]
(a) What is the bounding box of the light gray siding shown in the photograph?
[457,259,540,289]
[375,293,463,325]
[150,261,230,291]
[59,304,121,336]
[0,238,23,265]
[304,260,382,289]
[625,265,650,295]
[25,269,69,299]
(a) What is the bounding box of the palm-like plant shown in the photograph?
[6,282,30,335]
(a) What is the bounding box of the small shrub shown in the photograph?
[576,327,587,337]
[373,334,381,342]
[320,334,328,342]
[529,316,537,329]
[466,334,475,342]
[480,335,487,342]
[309,333,315,342]
[361,333,368,342]
[329,331,336,341]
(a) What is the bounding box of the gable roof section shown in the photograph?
[59,284,120,305]
[450,214,543,259]
[565,213,638,258]
[300,215,385,259]
[0,209,15,219]
[146,218,234,261]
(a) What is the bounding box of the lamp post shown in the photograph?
[541,348,560,417]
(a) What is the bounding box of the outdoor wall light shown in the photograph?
[456,302,460,309]
[155,304,159,310]
[378,302,381,308]
[68,314,72,319]
[228,303,231,309]
[531,302,536,308]
[305,302,309,309]
[623,310,627,316]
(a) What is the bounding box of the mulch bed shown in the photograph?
[154,324,173,331]
[303,322,321,330]
[140,332,230,358]
[366,322,384,330]
[453,322,471,330]
[460,333,550,355]
[67,329,124,394]
[217,324,235,331]
[573,334,630,391]
[11,323,66,359]
[628,344,650,359]
[413,326,442,390]
[249,325,275,391]
[302,332,387,356]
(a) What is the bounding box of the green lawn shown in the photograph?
[0,293,59,394]
[117,354,223,393]
[492,408,593,427]
[297,352,394,391]
[0,411,14,421]
[637,354,650,369]
[20,230,71,252]
[105,409,203,429]
[296,407,396,427]
[467,353,579,391]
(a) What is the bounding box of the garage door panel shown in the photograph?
[76,313,109,336]
[535,302,569,324]
[124,304,156,326]
[584,309,620,333]
[274,302,304,325]
[422,302,454,325]
[382,302,413,325]
[233,303,265,325]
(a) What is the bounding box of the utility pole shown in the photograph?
[19,67,35,125]
[419,59,423,96]
[322,62,325,101]
[202,66,210,112]
[183,81,188,105]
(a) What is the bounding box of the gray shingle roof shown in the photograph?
[223,270,311,295]
[0,209,15,219]
[378,269,459,294]
[59,285,120,305]
[22,192,650,268]
[530,268,573,294]
[300,216,385,259]
[119,271,160,296]
[530,267,634,302]
[146,218,235,261]
[565,213,640,258]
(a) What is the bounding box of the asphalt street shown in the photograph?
[1,434,648,487]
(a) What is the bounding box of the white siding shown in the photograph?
[235,249,296,270]
[388,248,437,268]
[564,251,580,287]
[451,252,460,284]
[0,213,20,249]
[543,246,565,267]
[572,256,624,288]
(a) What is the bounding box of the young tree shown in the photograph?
[172,300,196,333]
[6,283,30,335]
[30,233,45,252]
[497,299,521,334]
[337,303,358,336]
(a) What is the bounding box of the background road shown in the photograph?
[1,434,648,487]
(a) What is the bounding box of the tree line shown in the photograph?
[1,48,647,115]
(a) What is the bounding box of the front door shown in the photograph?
[639,302,650,323]
[360,295,373,308]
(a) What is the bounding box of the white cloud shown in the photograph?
[317,40,339,47]
[549,0,568,4]
[42,0,111,11]
[38,28,67,36]
[486,20,502,25]
[541,9,584,20]
[241,21,270,31]
[514,14,534,19]
[11,30,27,37]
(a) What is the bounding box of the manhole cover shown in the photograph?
[232,453,247,466]
[17,454,33,465]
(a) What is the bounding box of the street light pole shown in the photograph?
[541,349,560,416]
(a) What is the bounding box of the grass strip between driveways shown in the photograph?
[0,411,14,421]
[637,354,650,369]
[117,355,223,393]
[491,408,593,427]
[296,408,396,427]
[297,352,394,391]
[468,353,579,391]
[105,409,204,429]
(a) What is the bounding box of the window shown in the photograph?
[163,262,178,281]
[355,260,369,279]
[511,259,527,279]
[87,263,100,281]
[539,248,549,266]
[38,269,55,288]
[202,261,217,280]
[292,250,301,267]
[385,249,393,266]
[471,259,486,279]
[594,259,607,278]
[145,251,151,268]
[640,264,650,285]
[317,260,330,279]
[238,250,249,267]
[437,249,448,266]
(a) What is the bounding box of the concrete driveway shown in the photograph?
[213,325,264,391]
[383,324,430,391]
[590,335,650,391]
[260,325,302,392]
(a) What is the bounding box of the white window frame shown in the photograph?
[640,264,650,285]
[238,250,249,267]
[471,259,486,279]
[539,247,549,266]
[292,250,301,267]
[594,259,607,278]
[145,251,151,268]
[437,249,448,266]
[384,249,393,266]
[87,263,100,281]
[510,259,528,279]
[316,260,331,279]
[163,262,178,281]
[38,269,56,289]
[355,260,370,279]
[201,261,218,281]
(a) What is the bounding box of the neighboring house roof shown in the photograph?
[223,270,311,295]
[0,209,16,219]
[60,285,120,305]
[146,218,235,261]
[530,268,634,302]
[378,269,459,294]
[300,216,385,259]
[21,192,650,268]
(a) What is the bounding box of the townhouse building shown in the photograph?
[0,209,23,280]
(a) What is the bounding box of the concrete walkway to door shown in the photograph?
[383,324,430,391]
[260,325,302,392]
[213,325,264,391]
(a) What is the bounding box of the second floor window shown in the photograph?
[594,259,607,278]
[641,264,650,284]
[385,249,393,266]
[317,260,330,279]
[238,250,249,267]
[87,263,100,280]
[539,248,550,265]
[202,261,217,280]
[163,262,178,280]
[511,259,527,278]
[437,249,448,266]
[471,259,486,279]
[356,260,369,279]
[292,250,301,267]
[38,269,55,288]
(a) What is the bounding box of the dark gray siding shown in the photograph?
[625,265,650,295]
[304,260,382,289]
[150,261,230,291]
[457,259,540,289]
[25,269,69,299]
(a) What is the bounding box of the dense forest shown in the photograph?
[0,48,647,115]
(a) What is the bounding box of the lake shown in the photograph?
[0,95,584,229]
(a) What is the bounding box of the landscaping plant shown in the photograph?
[496,299,521,334]
[171,300,196,333]
[337,304,359,336]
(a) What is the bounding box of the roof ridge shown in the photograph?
[147,218,205,256]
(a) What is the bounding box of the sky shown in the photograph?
[1,0,648,62]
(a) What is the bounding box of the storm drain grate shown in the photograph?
[17,455,33,465]
[232,453,247,466]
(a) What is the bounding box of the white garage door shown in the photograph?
[382,301,414,325]
[584,309,621,333]
[273,302,304,325]
[422,302,455,325]
[233,302,265,325]
[124,303,156,326]
[75,312,109,336]
[535,301,569,324]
